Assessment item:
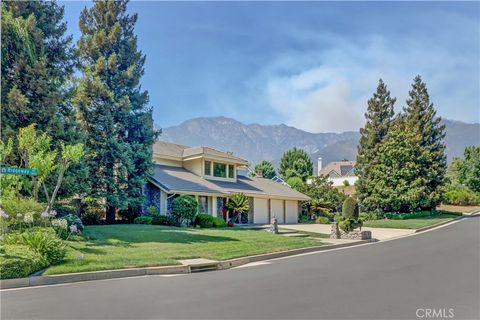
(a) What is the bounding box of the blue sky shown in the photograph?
[62,1,479,132]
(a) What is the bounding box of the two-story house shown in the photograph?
[144,141,310,224]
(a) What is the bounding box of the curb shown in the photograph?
[0,239,372,290]
[414,213,476,233]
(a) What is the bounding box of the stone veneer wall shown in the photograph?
[330,223,372,240]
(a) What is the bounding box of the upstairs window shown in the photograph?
[204,161,211,176]
[213,162,227,178]
[228,164,235,178]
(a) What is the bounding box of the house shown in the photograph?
[143,141,310,224]
[317,157,358,186]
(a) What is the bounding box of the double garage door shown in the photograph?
[253,198,298,224]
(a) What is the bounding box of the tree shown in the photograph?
[458,146,480,192]
[403,75,447,210]
[253,160,276,179]
[286,177,303,190]
[356,79,396,211]
[299,176,346,213]
[171,195,197,226]
[226,193,250,223]
[75,0,157,223]
[279,147,313,182]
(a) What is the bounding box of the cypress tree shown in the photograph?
[403,75,447,210]
[356,79,396,212]
[75,0,156,222]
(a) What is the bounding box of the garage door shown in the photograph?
[270,199,284,224]
[253,198,268,224]
[285,200,298,224]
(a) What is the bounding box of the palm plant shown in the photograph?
[226,193,250,224]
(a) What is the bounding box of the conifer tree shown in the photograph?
[75,0,156,222]
[356,79,396,211]
[279,148,313,182]
[403,75,447,209]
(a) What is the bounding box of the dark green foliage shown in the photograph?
[315,216,330,224]
[171,195,198,225]
[0,244,48,279]
[384,211,439,220]
[356,79,396,211]
[300,176,346,213]
[443,186,480,206]
[146,206,159,216]
[456,146,480,192]
[359,212,380,221]
[279,147,313,182]
[342,197,359,219]
[81,211,102,225]
[226,193,250,223]
[54,204,77,217]
[134,216,153,224]
[194,214,214,228]
[253,160,276,179]
[151,215,176,226]
[75,0,157,223]
[212,217,227,228]
[63,214,84,233]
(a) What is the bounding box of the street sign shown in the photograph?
[0,167,38,176]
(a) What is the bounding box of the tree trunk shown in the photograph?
[106,205,116,224]
[46,165,66,213]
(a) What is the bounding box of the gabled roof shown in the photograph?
[149,165,310,201]
[319,160,356,177]
[153,140,248,165]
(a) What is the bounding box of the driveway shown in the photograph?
[281,223,415,240]
[2,217,478,319]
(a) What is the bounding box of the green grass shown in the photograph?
[43,224,321,275]
[363,214,458,229]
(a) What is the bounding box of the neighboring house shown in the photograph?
[144,141,310,224]
[317,158,358,186]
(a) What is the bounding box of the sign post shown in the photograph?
[0,167,38,176]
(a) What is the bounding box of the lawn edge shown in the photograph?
[0,240,373,290]
[414,212,479,233]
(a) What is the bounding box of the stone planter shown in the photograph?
[330,223,371,240]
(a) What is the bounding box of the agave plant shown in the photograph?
[226,193,250,223]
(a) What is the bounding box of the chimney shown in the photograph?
[317,157,322,176]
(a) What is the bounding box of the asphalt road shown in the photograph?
[2,217,479,320]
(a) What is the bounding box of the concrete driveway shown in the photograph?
[281,223,415,240]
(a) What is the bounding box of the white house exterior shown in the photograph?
[317,158,358,186]
[144,141,310,224]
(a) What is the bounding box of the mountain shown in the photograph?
[160,116,479,171]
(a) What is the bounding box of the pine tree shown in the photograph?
[403,75,447,210]
[253,160,276,179]
[75,0,156,222]
[279,147,313,182]
[356,79,396,212]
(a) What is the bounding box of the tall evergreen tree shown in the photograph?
[403,75,447,209]
[75,0,156,222]
[356,79,396,211]
[279,147,313,182]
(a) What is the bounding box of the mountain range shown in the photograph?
[159,117,480,172]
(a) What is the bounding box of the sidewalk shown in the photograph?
[280,223,415,241]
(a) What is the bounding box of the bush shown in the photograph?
[4,227,65,264]
[0,244,48,279]
[195,214,214,228]
[63,214,84,233]
[384,211,438,220]
[443,187,480,206]
[337,216,363,232]
[172,195,198,226]
[212,217,227,227]
[146,206,159,216]
[134,216,153,224]
[0,197,45,230]
[152,215,176,226]
[54,204,77,217]
[81,211,102,225]
[359,212,380,221]
[298,214,312,223]
[342,197,359,219]
[315,216,330,224]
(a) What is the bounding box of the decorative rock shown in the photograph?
[330,222,371,240]
[270,217,278,234]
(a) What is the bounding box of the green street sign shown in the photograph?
[0,167,38,176]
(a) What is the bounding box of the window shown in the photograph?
[228,164,235,178]
[213,162,227,178]
[204,161,211,176]
[199,196,209,213]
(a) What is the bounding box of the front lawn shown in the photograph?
[43,224,321,275]
[363,213,458,229]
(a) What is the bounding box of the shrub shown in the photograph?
[134,216,153,224]
[172,195,198,226]
[195,214,214,228]
[63,214,84,233]
[54,204,77,217]
[443,187,480,206]
[4,227,65,264]
[342,197,359,219]
[0,244,48,279]
[287,177,304,190]
[212,217,227,228]
[359,212,380,221]
[81,211,102,225]
[298,214,312,223]
[146,206,159,216]
[152,215,176,226]
[384,211,438,220]
[0,197,45,230]
[315,216,330,224]
[337,216,363,232]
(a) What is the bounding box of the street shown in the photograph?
[2,217,479,320]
